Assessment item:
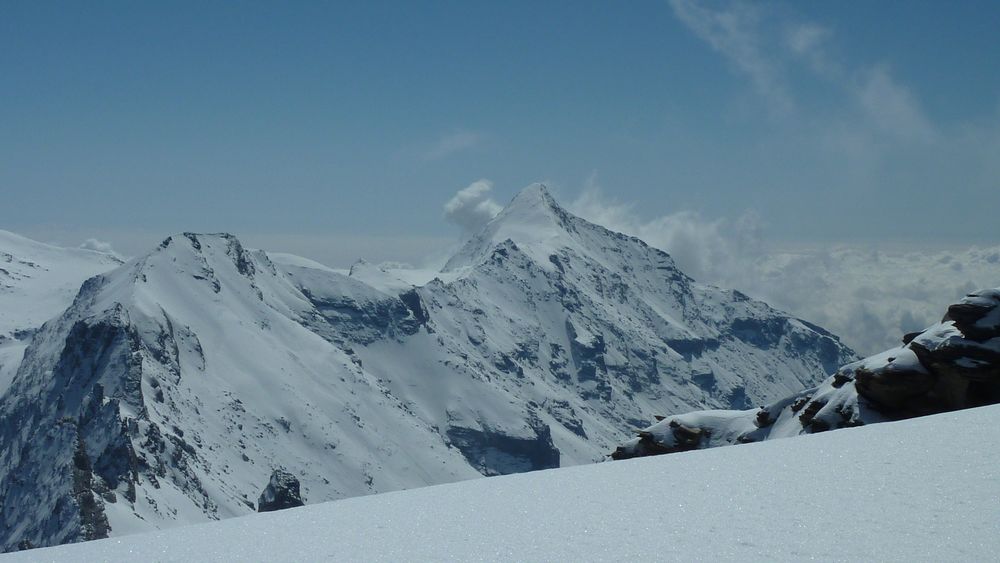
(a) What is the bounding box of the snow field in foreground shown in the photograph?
[12,404,1000,562]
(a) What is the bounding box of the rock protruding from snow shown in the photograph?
[612,288,1000,460]
[446,417,560,476]
[942,288,1000,341]
[257,470,304,513]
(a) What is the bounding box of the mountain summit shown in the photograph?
[0,189,855,550]
[444,183,655,273]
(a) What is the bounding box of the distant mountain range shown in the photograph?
[0,185,854,551]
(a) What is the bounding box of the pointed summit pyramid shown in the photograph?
[444,183,625,272]
[496,183,562,220]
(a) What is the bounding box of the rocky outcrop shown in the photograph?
[446,417,560,476]
[853,288,1000,416]
[612,288,1000,460]
[257,470,304,513]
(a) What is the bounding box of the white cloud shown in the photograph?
[422,131,483,161]
[569,185,762,283]
[79,238,117,255]
[668,0,794,114]
[443,179,503,234]
[855,65,935,144]
[669,0,937,146]
[785,23,829,58]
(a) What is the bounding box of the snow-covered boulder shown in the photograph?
[257,470,304,513]
[613,288,1000,460]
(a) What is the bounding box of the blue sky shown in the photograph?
[2,1,999,264]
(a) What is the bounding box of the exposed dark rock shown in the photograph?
[790,396,810,413]
[611,419,707,460]
[257,469,304,513]
[730,317,786,349]
[664,337,720,359]
[668,419,705,447]
[854,365,935,410]
[798,400,826,428]
[543,399,587,438]
[72,431,111,542]
[446,418,559,476]
[754,408,775,428]
[831,373,852,388]
[297,281,421,345]
[399,289,429,326]
[943,289,1000,340]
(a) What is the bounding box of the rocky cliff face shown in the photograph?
[0,187,854,551]
[612,288,1000,460]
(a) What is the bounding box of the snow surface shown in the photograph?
[11,404,1000,562]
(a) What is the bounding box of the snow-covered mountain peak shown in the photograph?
[151,232,264,276]
[443,183,649,274]
[122,232,290,302]
[501,182,560,217]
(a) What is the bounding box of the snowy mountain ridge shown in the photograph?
[0,230,121,394]
[0,186,855,551]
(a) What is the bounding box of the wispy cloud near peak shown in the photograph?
[443,179,502,233]
[668,0,794,114]
[668,0,938,147]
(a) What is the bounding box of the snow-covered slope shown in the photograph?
[613,288,1000,459]
[11,404,1000,562]
[0,186,855,551]
[0,231,121,393]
